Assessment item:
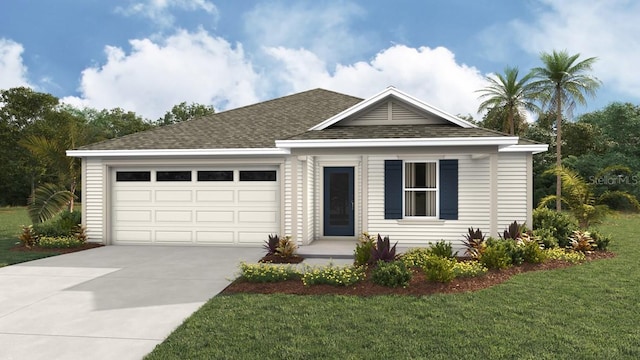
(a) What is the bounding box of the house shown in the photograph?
[67,87,547,250]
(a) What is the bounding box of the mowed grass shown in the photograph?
[0,207,58,266]
[146,213,640,360]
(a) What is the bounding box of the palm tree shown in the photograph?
[476,66,540,135]
[531,50,601,211]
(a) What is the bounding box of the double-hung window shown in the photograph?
[404,162,438,217]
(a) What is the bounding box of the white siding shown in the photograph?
[84,158,105,243]
[366,155,491,251]
[283,158,293,238]
[496,152,528,230]
[305,156,316,243]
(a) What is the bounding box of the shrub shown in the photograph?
[589,229,612,251]
[73,225,87,243]
[369,234,397,264]
[532,208,578,248]
[462,227,486,258]
[544,248,586,264]
[428,240,457,259]
[371,260,412,288]
[453,261,488,278]
[423,256,456,283]
[500,220,526,240]
[400,248,433,268]
[18,225,38,248]
[354,232,376,266]
[479,240,511,270]
[239,262,301,283]
[533,227,558,249]
[38,236,84,249]
[521,237,547,264]
[302,264,365,286]
[33,210,81,238]
[568,230,596,252]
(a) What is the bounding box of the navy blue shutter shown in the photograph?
[439,159,458,220]
[384,160,403,219]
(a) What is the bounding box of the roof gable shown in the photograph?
[309,86,476,130]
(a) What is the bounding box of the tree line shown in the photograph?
[0,87,214,210]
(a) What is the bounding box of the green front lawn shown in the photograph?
[146,214,640,360]
[0,207,59,266]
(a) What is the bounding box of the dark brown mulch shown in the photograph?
[223,251,616,297]
[11,243,104,254]
[259,254,305,264]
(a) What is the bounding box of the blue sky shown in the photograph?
[1,0,638,120]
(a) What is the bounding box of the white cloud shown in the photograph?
[244,2,371,65]
[0,38,32,89]
[510,0,640,100]
[266,45,488,118]
[63,29,260,119]
[116,0,218,28]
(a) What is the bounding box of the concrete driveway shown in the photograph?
[0,245,262,360]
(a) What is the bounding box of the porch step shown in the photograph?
[297,240,356,260]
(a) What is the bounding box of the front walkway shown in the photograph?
[0,246,262,360]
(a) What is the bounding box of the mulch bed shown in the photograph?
[11,243,104,254]
[223,251,616,297]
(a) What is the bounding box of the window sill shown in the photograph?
[397,218,446,225]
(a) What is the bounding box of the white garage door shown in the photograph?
[111,167,280,245]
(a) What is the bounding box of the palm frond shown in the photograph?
[28,183,75,224]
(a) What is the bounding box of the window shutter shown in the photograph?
[439,159,458,220]
[384,160,403,219]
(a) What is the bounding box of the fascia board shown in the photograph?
[66,148,291,157]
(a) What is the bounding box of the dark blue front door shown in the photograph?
[323,167,354,236]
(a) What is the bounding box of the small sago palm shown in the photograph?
[476,66,540,135]
[531,50,601,211]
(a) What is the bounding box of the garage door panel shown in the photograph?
[238,231,272,243]
[196,211,234,223]
[195,190,234,202]
[156,210,192,222]
[196,231,234,244]
[155,190,192,202]
[238,190,276,202]
[116,190,152,202]
[238,211,277,223]
[116,210,152,222]
[116,230,152,243]
[155,231,193,243]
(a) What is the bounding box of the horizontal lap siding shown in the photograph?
[85,158,105,243]
[306,156,315,243]
[367,156,490,250]
[497,153,528,229]
[283,158,293,239]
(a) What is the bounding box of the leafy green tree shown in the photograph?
[156,102,215,126]
[476,66,540,135]
[0,88,59,205]
[579,102,640,157]
[78,107,154,142]
[531,50,601,211]
[562,122,607,157]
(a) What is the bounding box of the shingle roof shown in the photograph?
[283,124,510,140]
[78,89,363,150]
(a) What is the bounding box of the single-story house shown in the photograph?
[67,87,547,249]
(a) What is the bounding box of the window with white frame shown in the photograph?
[404,162,438,217]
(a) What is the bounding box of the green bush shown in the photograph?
[428,240,457,259]
[354,233,375,266]
[38,236,84,249]
[453,261,488,278]
[33,210,81,237]
[302,264,365,287]
[533,227,558,249]
[521,239,547,264]
[239,262,301,283]
[400,248,433,268]
[589,229,612,251]
[532,208,578,248]
[371,260,412,288]
[479,240,511,270]
[423,256,456,283]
